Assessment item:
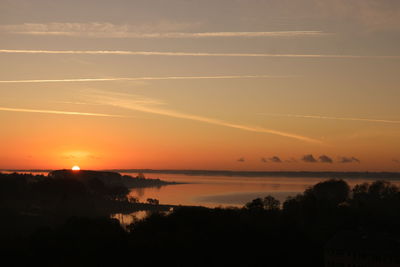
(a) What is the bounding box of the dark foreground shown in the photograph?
[1,172,400,266]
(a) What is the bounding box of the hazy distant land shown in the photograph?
[3,169,400,179]
[48,169,182,188]
[114,169,400,179]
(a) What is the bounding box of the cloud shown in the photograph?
[0,23,328,38]
[1,49,399,59]
[52,101,104,106]
[237,157,245,162]
[261,157,268,163]
[61,151,100,160]
[302,154,318,163]
[176,31,326,38]
[61,155,78,159]
[393,159,400,164]
[319,155,333,163]
[339,156,361,163]
[314,0,400,32]
[0,22,193,36]
[261,113,400,125]
[0,106,127,118]
[269,156,282,163]
[0,74,296,84]
[87,90,321,144]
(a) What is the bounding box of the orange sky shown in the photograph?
[0,0,400,171]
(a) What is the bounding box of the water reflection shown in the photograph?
[111,210,148,229]
[112,209,174,229]
[196,191,299,206]
[6,171,400,225]
[6,171,400,208]
[123,173,400,208]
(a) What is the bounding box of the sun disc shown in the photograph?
[71,165,80,171]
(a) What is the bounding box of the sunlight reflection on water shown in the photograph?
[122,173,400,208]
[7,171,400,224]
[111,210,148,229]
[11,171,399,208]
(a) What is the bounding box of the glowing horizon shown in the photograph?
[1,0,400,172]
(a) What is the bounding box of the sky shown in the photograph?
[0,0,400,171]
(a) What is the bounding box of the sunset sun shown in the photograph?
[71,165,80,171]
[1,1,400,265]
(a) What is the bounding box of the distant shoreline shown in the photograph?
[2,169,400,179]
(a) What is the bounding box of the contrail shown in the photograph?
[173,31,327,38]
[0,49,399,59]
[0,75,296,84]
[5,31,328,38]
[0,23,328,38]
[90,92,322,144]
[0,106,127,118]
[262,113,400,125]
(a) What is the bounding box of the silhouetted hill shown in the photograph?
[49,169,123,185]
[49,169,181,188]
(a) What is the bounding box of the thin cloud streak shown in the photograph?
[4,32,328,38]
[0,106,127,118]
[0,75,296,84]
[184,31,327,38]
[263,113,400,125]
[0,24,327,38]
[19,31,326,38]
[90,91,321,144]
[1,49,399,59]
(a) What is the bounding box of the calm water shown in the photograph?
[122,173,400,208]
[6,171,400,226]
[5,171,400,208]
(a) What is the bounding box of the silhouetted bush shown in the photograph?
[2,175,400,267]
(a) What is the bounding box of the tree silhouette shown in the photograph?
[245,197,264,210]
[263,195,280,211]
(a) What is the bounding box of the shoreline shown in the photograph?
[3,169,400,179]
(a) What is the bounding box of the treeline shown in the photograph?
[48,169,180,188]
[2,177,400,266]
[112,169,400,179]
[123,179,400,266]
[0,171,129,215]
[121,174,181,188]
[0,172,171,238]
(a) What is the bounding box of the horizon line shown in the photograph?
[1,168,399,174]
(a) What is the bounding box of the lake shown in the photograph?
[5,170,400,227]
[122,172,400,208]
[5,170,399,207]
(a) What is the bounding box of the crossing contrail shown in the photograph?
[89,91,323,144]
